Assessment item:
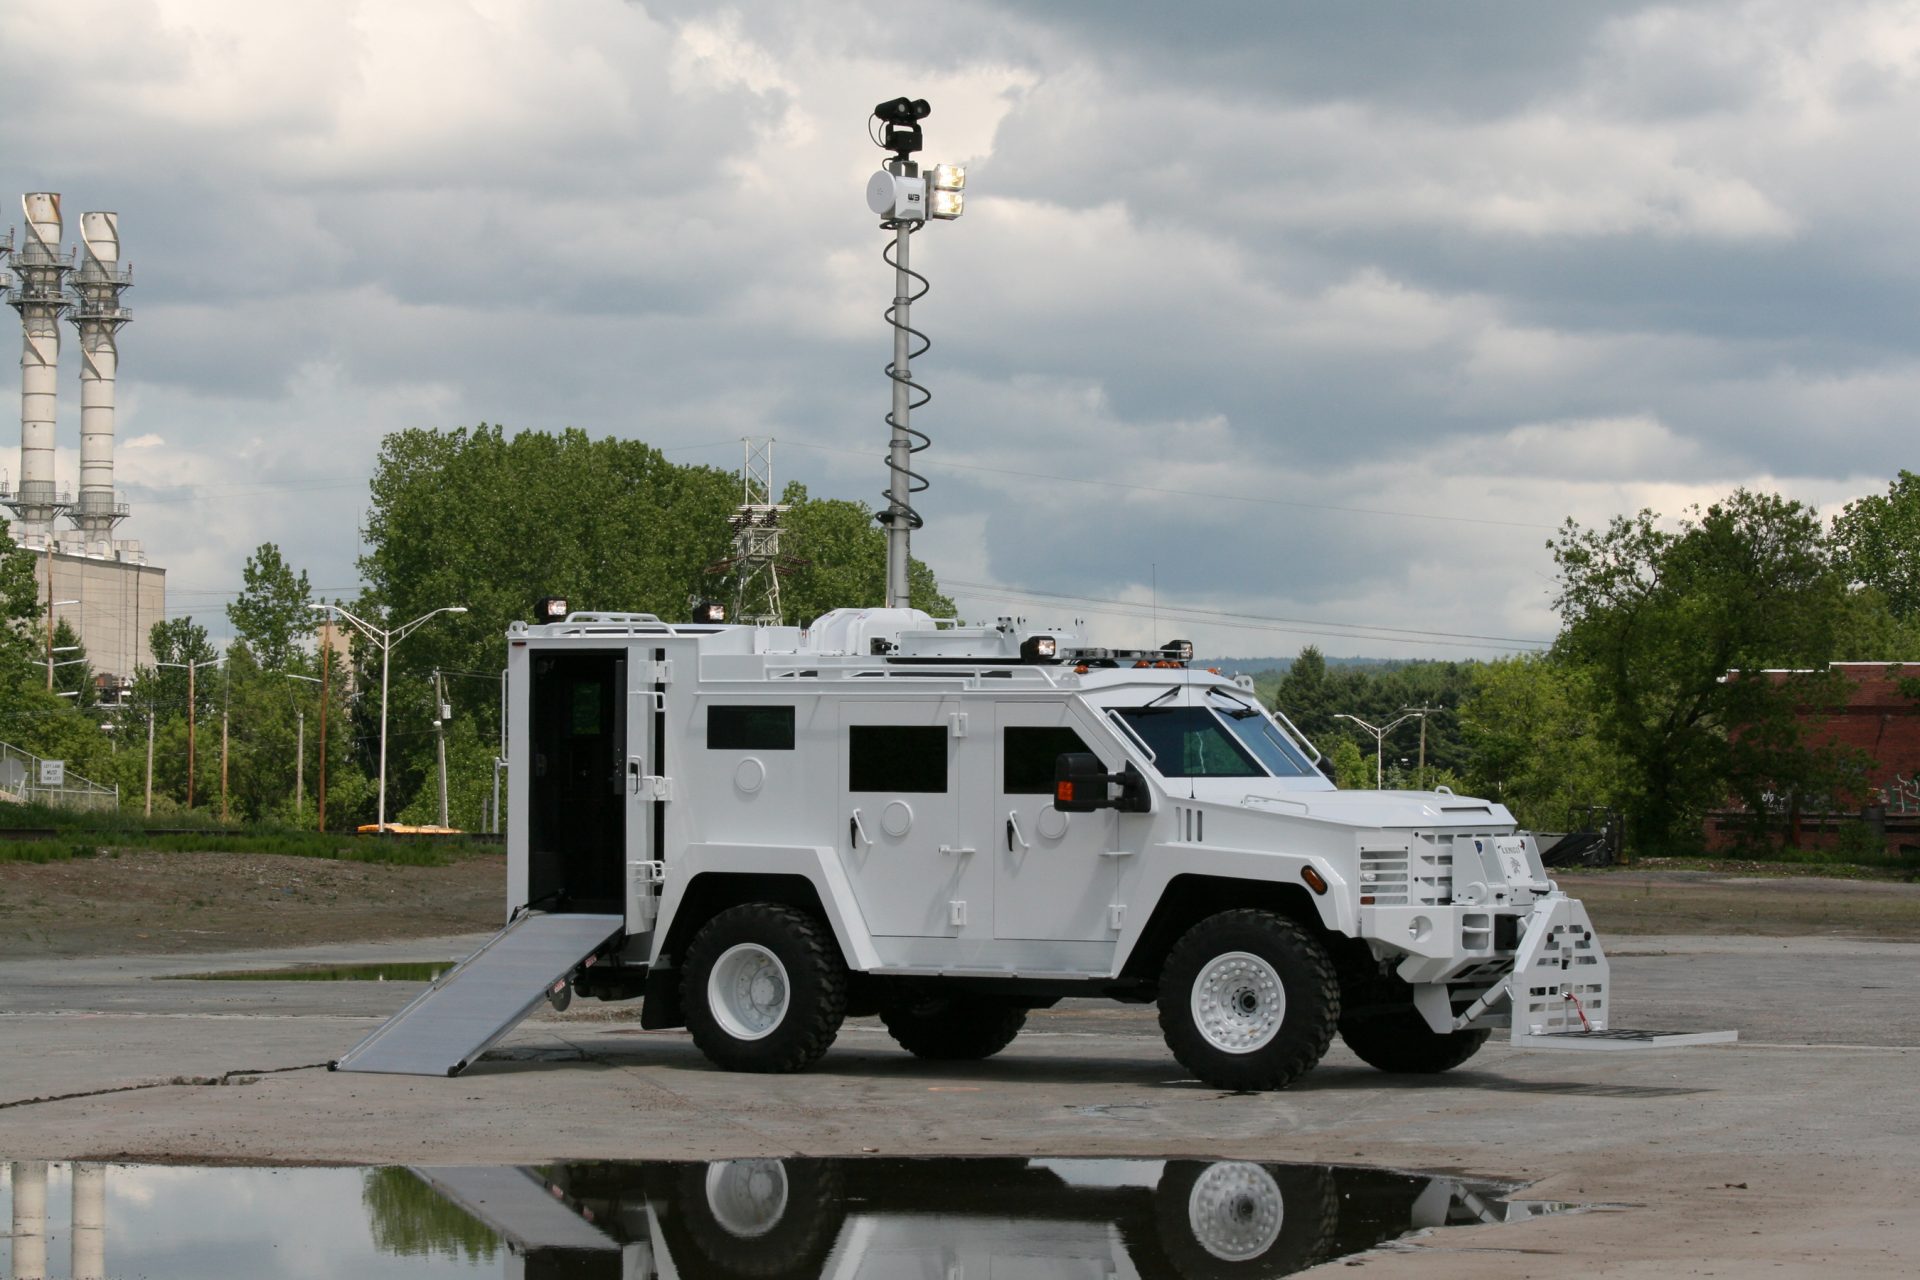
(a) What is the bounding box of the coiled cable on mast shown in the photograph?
[880,216,931,532]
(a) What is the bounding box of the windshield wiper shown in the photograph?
[1206,687,1262,718]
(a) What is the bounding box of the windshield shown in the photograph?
[1207,692,1319,778]
[1110,707,1264,778]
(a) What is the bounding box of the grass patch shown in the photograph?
[0,840,102,864]
[165,961,452,982]
[1565,855,1914,883]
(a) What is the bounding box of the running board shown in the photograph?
[332,912,623,1077]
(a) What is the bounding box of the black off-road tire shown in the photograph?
[1340,1006,1491,1074]
[660,1158,847,1280]
[683,904,848,1074]
[1148,1160,1338,1277]
[877,989,1029,1060]
[1158,909,1339,1091]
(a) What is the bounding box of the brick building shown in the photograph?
[1706,662,1920,854]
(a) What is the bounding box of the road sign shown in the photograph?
[38,759,65,787]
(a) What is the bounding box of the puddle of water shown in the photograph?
[0,1156,1586,1278]
[162,961,450,983]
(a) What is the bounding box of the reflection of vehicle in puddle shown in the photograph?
[411,1156,1580,1278]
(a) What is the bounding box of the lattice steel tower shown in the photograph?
[728,437,789,626]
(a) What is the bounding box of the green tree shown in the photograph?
[1550,490,1850,852]
[1833,470,1920,619]
[227,543,313,672]
[1458,654,1626,831]
[355,427,957,820]
[0,515,44,695]
[50,619,95,707]
[776,483,954,623]
[1324,737,1370,789]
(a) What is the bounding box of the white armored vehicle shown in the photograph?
[337,604,1727,1088]
[335,95,1729,1086]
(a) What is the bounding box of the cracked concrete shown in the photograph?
[0,932,1915,1276]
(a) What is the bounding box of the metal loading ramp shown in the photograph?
[332,912,624,1077]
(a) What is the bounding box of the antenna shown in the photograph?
[866,98,967,608]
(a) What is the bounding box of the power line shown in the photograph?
[943,577,1550,652]
[780,439,1555,532]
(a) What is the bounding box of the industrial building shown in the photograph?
[0,192,164,694]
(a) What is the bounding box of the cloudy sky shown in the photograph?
[2,0,1914,659]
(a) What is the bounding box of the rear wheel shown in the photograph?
[1158,910,1338,1091]
[683,904,847,1073]
[877,989,1028,1060]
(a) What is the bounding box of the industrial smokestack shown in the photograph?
[4,193,73,538]
[69,210,131,540]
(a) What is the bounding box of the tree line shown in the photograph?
[1257,475,1920,853]
[5,429,1916,852]
[0,424,952,829]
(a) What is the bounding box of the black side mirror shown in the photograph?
[1054,753,1150,813]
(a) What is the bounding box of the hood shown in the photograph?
[1233,787,1515,829]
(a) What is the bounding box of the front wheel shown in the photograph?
[1340,1006,1490,1074]
[683,904,848,1073]
[1158,910,1338,1091]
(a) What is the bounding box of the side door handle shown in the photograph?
[849,808,869,848]
[627,757,643,795]
[1007,812,1030,853]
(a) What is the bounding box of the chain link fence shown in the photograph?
[0,739,119,813]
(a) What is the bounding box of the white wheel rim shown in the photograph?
[708,943,789,1041]
[1187,1161,1284,1261]
[1190,950,1286,1054]
[704,1159,790,1238]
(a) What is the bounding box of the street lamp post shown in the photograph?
[310,603,467,831]
[1333,711,1424,790]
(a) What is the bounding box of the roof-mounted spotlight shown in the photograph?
[535,596,569,622]
[1162,639,1195,662]
[1020,634,1059,663]
[691,601,728,625]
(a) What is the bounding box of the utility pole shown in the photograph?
[188,662,198,807]
[432,668,449,828]
[1401,705,1439,789]
[158,656,217,809]
[295,707,305,813]
[143,710,154,816]
[220,707,229,822]
[44,546,53,689]
[318,621,331,832]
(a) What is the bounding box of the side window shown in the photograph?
[707,705,796,751]
[1003,726,1093,794]
[849,725,948,792]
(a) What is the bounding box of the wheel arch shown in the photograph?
[1119,873,1337,984]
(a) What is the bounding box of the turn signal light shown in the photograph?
[1300,866,1329,896]
[1055,781,1075,804]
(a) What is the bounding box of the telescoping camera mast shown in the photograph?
[866,97,966,610]
[334,99,1734,1090]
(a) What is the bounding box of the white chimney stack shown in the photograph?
[4,192,74,538]
[69,210,132,540]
